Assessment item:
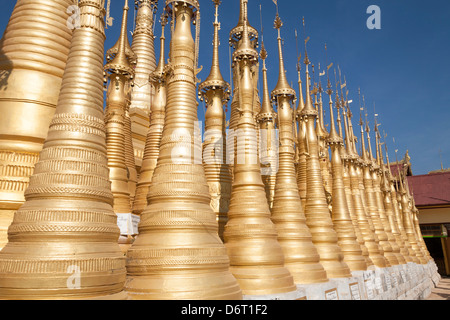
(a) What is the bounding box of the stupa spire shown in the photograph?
[223,0,297,296]
[229,0,258,48]
[104,0,137,250]
[295,29,308,209]
[376,124,407,265]
[198,0,232,241]
[127,0,158,169]
[132,11,169,216]
[270,9,328,285]
[0,0,128,299]
[343,93,386,268]
[124,0,242,299]
[325,70,367,272]
[358,90,395,267]
[299,19,351,279]
[0,0,75,249]
[257,39,278,209]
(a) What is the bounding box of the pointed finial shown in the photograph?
[232,0,258,62]
[295,29,304,115]
[258,42,276,121]
[271,8,295,101]
[363,96,375,162]
[325,45,340,144]
[383,132,395,181]
[300,17,316,117]
[358,88,369,161]
[229,0,258,48]
[204,0,226,84]
[199,1,231,104]
[105,0,136,75]
[152,11,169,78]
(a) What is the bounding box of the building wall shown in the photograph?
[418,207,450,225]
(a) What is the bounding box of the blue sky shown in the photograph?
[1,0,449,175]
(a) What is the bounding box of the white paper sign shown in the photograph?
[325,288,339,300]
[400,270,407,283]
[116,213,140,235]
[375,277,383,292]
[364,280,375,300]
[391,273,398,288]
[349,283,361,300]
[385,274,392,290]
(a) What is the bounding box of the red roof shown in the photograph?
[407,171,450,207]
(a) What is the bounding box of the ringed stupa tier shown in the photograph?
[270,11,328,284]
[124,0,242,300]
[198,0,232,241]
[0,0,128,299]
[0,0,75,250]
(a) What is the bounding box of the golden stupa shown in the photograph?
[299,41,351,279]
[132,11,167,216]
[0,0,127,299]
[104,0,136,220]
[124,0,242,300]
[325,76,367,272]
[223,1,296,296]
[198,0,232,241]
[270,11,328,285]
[343,103,387,268]
[0,0,438,301]
[0,0,75,250]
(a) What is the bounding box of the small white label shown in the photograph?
[365,280,375,300]
[325,288,339,300]
[385,274,392,290]
[391,273,398,288]
[400,270,407,283]
[375,277,383,292]
[116,213,140,235]
[349,283,361,300]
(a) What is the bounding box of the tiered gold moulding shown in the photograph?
[223,7,296,295]
[270,15,328,284]
[412,204,432,261]
[133,12,168,216]
[315,89,332,206]
[377,139,407,265]
[344,108,387,268]
[399,172,427,264]
[338,101,373,268]
[365,120,400,267]
[110,1,138,207]
[128,0,158,169]
[407,178,431,262]
[198,0,232,242]
[295,68,308,210]
[257,42,278,211]
[0,0,75,250]
[124,105,138,205]
[300,54,351,279]
[373,127,406,266]
[359,122,394,268]
[386,151,416,263]
[326,84,367,272]
[227,0,260,176]
[104,0,138,252]
[0,0,127,299]
[104,0,135,216]
[124,0,242,300]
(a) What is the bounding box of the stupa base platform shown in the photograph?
[241,261,440,300]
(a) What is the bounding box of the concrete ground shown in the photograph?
[427,276,450,300]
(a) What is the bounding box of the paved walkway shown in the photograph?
[427,276,450,300]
